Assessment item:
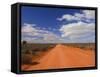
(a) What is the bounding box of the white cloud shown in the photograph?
[22,22,95,43]
[82,10,95,19]
[22,24,39,36]
[57,14,77,21]
[22,23,59,43]
[59,21,95,42]
[23,23,36,27]
[57,10,95,43]
[57,10,95,22]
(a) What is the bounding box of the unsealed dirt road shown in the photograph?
[22,44,95,71]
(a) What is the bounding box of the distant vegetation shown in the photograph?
[21,41,56,65]
[63,43,95,50]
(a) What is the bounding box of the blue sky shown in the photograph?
[21,6,95,43]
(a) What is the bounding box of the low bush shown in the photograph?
[21,54,33,65]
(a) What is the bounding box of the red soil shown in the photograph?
[22,44,95,71]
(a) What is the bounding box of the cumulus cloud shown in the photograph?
[57,10,95,22]
[57,14,77,21]
[22,9,95,43]
[22,23,59,43]
[82,10,95,19]
[22,22,95,43]
[57,10,95,43]
[59,21,95,42]
[22,23,39,36]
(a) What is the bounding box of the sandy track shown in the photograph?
[22,44,95,71]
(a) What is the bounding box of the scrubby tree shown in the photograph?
[22,41,27,45]
[22,41,28,53]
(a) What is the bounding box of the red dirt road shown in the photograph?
[22,44,95,71]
